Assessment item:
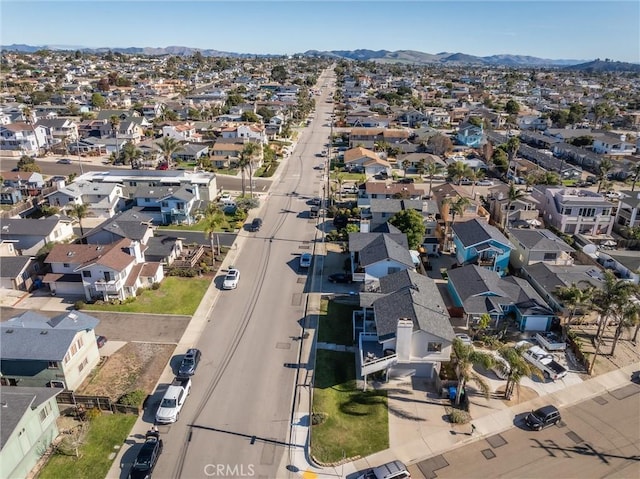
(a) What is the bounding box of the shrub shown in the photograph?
[74,300,86,310]
[85,407,102,421]
[446,407,471,424]
[151,283,160,290]
[118,390,146,407]
[311,412,328,425]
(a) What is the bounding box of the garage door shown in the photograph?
[52,282,85,296]
[523,316,550,332]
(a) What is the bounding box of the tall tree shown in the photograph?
[109,115,121,158]
[447,161,472,185]
[498,343,544,400]
[389,209,426,250]
[628,162,640,192]
[240,142,261,198]
[452,338,494,406]
[505,136,520,178]
[22,106,41,156]
[610,300,640,356]
[70,203,89,237]
[596,158,613,193]
[555,282,595,338]
[157,137,183,167]
[502,184,526,229]
[401,159,411,178]
[427,133,453,156]
[202,204,226,266]
[424,162,444,198]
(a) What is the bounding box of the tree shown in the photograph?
[447,161,472,185]
[498,343,543,400]
[401,159,410,178]
[502,184,526,229]
[239,142,261,198]
[450,196,471,226]
[555,282,595,338]
[91,93,106,109]
[628,162,640,192]
[241,111,260,123]
[157,137,183,166]
[427,134,453,156]
[505,137,520,177]
[389,209,426,250]
[492,148,508,172]
[451,338,494,406]
[424,162,444,198]
[109,115,121,158]
[591,102,615,128]
[469,169,486,197]
[596,158,613,193]
[22,106,41,156]
[202,204,226,265]
[610,300,640,356]
[119,141,142,168]
[331,169,345,202]
[473,313,491,341]
[70,203,89,237]
[505,99,520,115]
[16,155,41,172]
[270,65,287,83]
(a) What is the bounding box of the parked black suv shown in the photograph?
[249,218,263,232]
[525,405,561,430]
[128,430,163,479]
[177,348,201,377]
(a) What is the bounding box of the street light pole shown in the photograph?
[76,126,83,175]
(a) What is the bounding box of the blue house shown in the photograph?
[456,123,484,148]
[451,219,514,276]
[447,265,556,332]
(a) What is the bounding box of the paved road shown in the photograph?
[150,69,337,479]
[411,383,640,479]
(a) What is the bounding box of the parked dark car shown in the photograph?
[525,405,561,430]
[177,348,201,377]
[96,335,107,348]
[328,273,353,284]
[128,430,163,479]
[249,217,263,232]
[398,177,414,184]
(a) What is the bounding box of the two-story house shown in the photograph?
[447,264,556,332]
[615,190,640,229]
[597,251,640,284]
[507,228,574,270]
[132,184,200,225]
[2,171,46,197]
[43,239,163,301]
[162,122,202,142]
[488,187,541,229]
[45,181,127,219]
[355,269,455,384]
[531,186,614,236]
[451,219,514,275]
[592,133,636,156]
[0,310,101,390]
[0,123,47,156]
[0,387,62,479]
[366,199,423,232]
[456,123,484,148]
[36,118,79,147]
[210,139,244,168]
[220,124,267,144]
[0,217,75,256]
[348,232,415,284]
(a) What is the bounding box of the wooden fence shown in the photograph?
[55,391,139,415]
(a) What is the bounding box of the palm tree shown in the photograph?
[202,204,226,266]
[596,159,613,193]
[447,161,472,185]
[70,203,89,237]
[120,141,142,168]
[610,300,640,356]
[451,338,494,406]
[450,196,471,225]
[109,115,121,158]
[498,343,544,400]
[589,271,638,374]
[505,136,520,178]
[502,183,526,229]
[22,106,41,156]
[469,169,486,198]
[401,159,410,178]
[331,169,345,202]
[629,163,640,192]
[240,142,261,198]
[157,137,183,167]
[424,162,444,198]
[555,282,595,337]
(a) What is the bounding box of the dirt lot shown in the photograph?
[77,342,175,400]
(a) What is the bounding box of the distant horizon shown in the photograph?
[1,1,638,63]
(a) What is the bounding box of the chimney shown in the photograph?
[360,219,370,233]
[396,318,413,362]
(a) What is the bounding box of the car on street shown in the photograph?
[177,348,201,377]
[310,197,322,206]
[249,217,263,232]
[57,158,72,164]
[475,180,494,186]
[222,268,240,289]
[96,335,108,348]
[357,460,410,479]
[299,253,312,268]
[314,163,325,170]
[328,273,353,284]
[128,430,163,479]
[525,404,561,430]
[398,177,414,184]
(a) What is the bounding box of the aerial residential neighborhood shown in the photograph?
[0,5,639,478]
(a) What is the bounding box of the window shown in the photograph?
[562,208,572,215]
[543,253,557,261]
[47,361,58,369]
[427,342,442,352]
[63,263,70,268]
[82,271,91,278]
[78,357,88,373]
[39,402,52,422]
[578,208,595,217]
[144,198,151,203]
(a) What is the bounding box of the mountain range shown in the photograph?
[3,44,639,71]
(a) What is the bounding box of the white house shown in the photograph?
[45,181,127,219]
[0,123,47,156]
[592,133,636,156]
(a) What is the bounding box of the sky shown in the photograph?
[1,1,639,62]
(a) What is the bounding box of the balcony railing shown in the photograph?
[93,279,122,293]
[477,257,495,266]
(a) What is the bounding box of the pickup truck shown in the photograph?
[155,377,191,424]
[521,344,568,381]
[536,332,567,351]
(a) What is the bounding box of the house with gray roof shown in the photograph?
[45,181,127,219]
[132,184,200,225]
[0,217,75,256]
[83,209,154,245]
[355,270,455,382]
[597,250,640,285]
[447,264,555,332]
[0,387,62,479]
[507,228,574,270]
[0,255,39,291]
[144,235,184,265]
[451,219,514,276]
[348,232,414,283]
[615,190,640,229]
[0,310,101,390]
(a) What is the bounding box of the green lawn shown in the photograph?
[215,168,239,176]
[311,350,388,463]
[38,413,137,479]
[318,300,358,345]
[81,277,210,315]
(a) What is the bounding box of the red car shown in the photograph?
[96,335,108,348]
[156,162,169,170]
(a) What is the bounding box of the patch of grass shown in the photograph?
[311,350,388,463]
[215,168,239,176]
[38,413,137,479]
[318,300,358,345]
[80,277,210,315]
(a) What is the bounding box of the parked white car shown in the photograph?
[222,268,240,290]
